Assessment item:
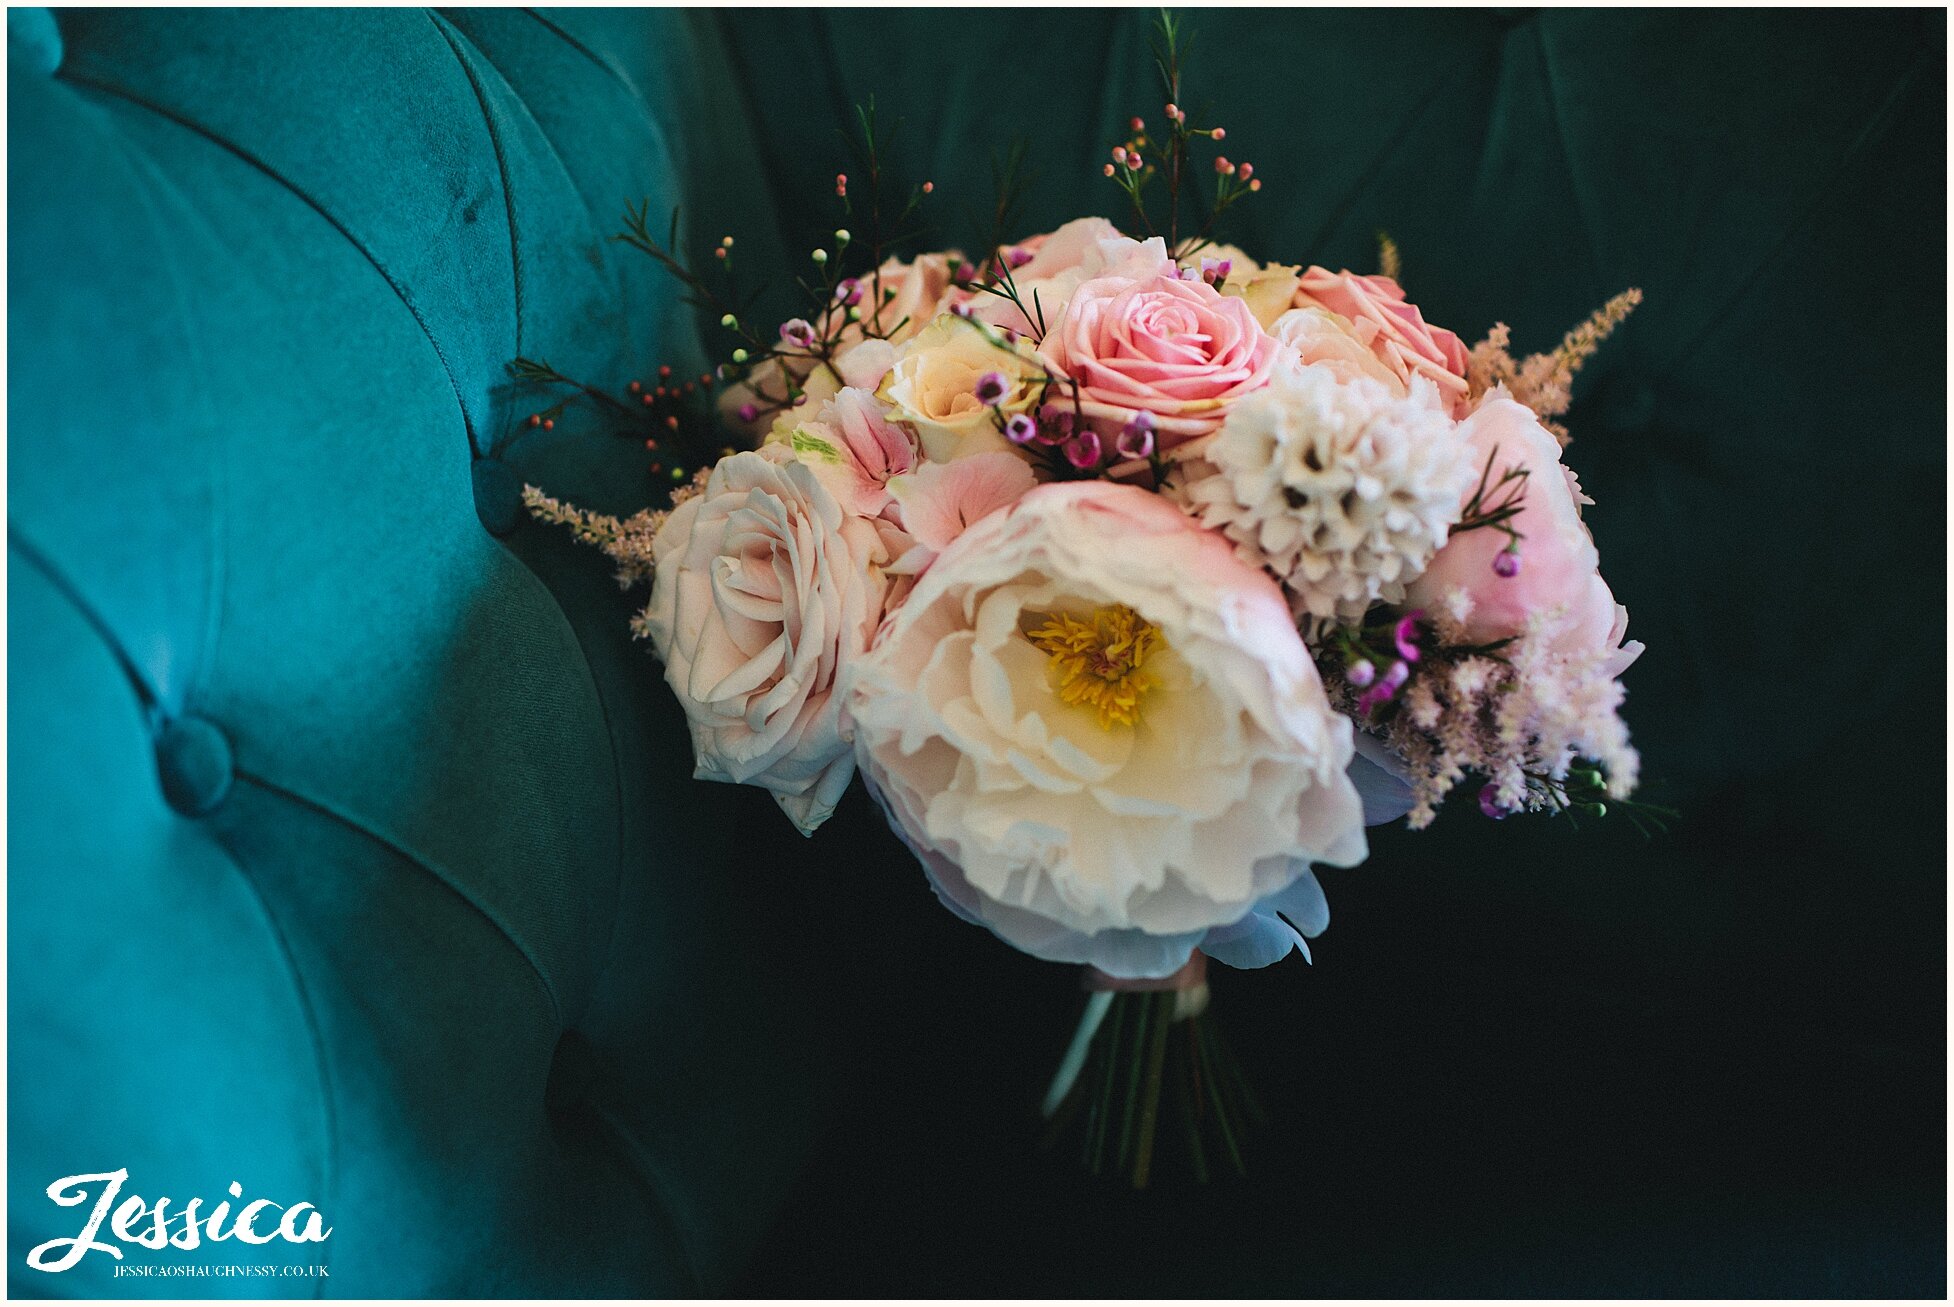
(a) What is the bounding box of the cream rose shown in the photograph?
[880,314,1040,462]
[1267,306,1408,393]
[849,481,1368,978]
[1181,243,1302,329]
[647,445,892,835]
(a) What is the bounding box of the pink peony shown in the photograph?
[1405,394,1638,673]
[1038,271,1281,448]
[1294,268,1471,416]
[886,451,1037,556]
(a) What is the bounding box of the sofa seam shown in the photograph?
[198,819,340,1298]
[9,526,163,724]
[428,11,526,364]
[52,66,484,458]
[233,764,565,1029]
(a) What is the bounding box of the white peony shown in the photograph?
[848,481,1368,978]
[1173,358,1476,623]
[646,445,894,835]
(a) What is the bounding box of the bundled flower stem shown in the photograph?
[1040,955,1261,1188]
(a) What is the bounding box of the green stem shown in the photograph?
[1131,991,1175,1188]
[1116,993,1153,1172]
[1087,994,1126,1174]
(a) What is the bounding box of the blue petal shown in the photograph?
[1349,730,1416,826]
[1200,911,1306,969]
[1262,868,1330,937]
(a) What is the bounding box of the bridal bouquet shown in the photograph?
[522,13,1663,1186]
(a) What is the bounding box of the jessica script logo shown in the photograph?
[26,1170,331,1273]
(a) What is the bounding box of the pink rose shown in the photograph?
[1038,271,1281,448]
[861,251,958,344]
[1406,395,1638,673]
[1295,268,1471,416]
[971,217,1167,337]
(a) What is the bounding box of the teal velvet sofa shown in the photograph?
[11,7,1945,1299]
[8,8,840,1297]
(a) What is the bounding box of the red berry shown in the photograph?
[642,393,655,406]
[659,365,672,378]
[628,380,642,393]
[527,414,540,427]
[664,415,680,430]
[542,418,554,430]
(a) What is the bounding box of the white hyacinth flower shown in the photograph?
[1175,360,1476,623]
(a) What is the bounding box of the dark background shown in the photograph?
[696,8,1947,1297]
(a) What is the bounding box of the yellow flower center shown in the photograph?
[1024,604,1164,730]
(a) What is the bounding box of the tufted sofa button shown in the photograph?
[7,8,62,75]
[156,715,234,817]
[472,456,525,537]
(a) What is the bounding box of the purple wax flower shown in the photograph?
[1003,413,1038,445]
[779,318,815,348]
[1393,613,1423,662]
[1114,412,1156,460]
[1007,246,1034,268]
[834,278,864,307]
[1200,256,1232,286]
[1493,548,1521,578]
[974,371,1010,406]
[1037,404,1076,444]
[1477,783,1510,820]
[1383,659,1410,690]
[737,402,759,424]
[1064,430,1103,470]
[1346,659,1377,688]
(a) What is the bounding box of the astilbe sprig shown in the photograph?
[518,485,669,589]
[1375,230,1402,283]
[1468,288,1644,441]
[1319,602,1642,831]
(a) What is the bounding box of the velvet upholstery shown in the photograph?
[9,8,827,1298]
[9,7,1945,1299]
